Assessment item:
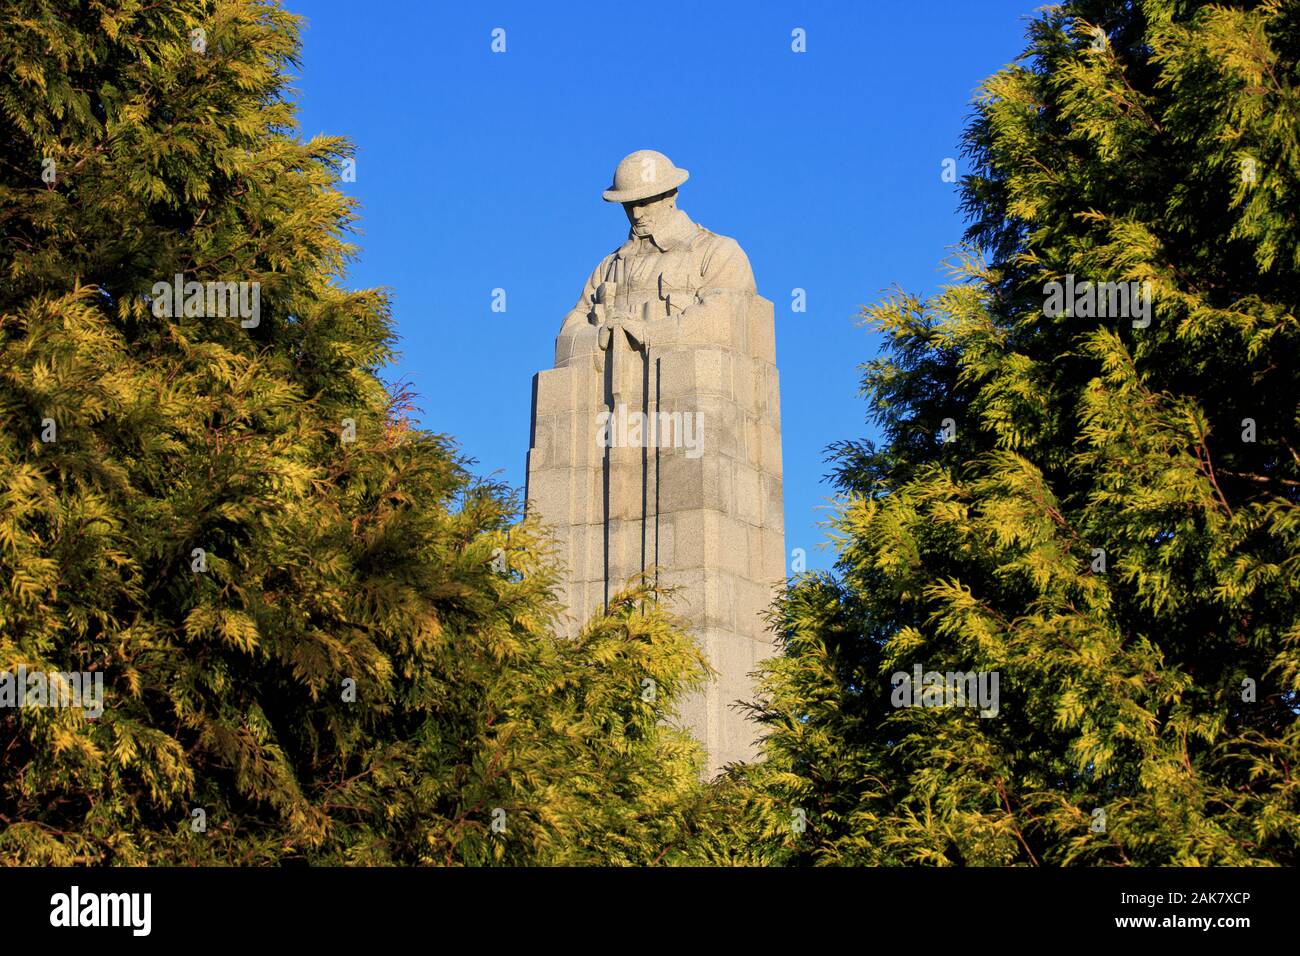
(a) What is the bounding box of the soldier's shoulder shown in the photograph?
[588,247,621,275]
[691,224,745,252]
[689,226,751,264]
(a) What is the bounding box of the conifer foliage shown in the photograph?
[747,0,1299,865]
[0,1,708,865]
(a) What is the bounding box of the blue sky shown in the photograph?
[291,0,1037,571]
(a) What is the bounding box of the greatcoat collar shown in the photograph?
[619,208,696,255]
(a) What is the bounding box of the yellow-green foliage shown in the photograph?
[726,0,1299,866]
[0,1,710,866]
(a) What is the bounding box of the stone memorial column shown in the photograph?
[526,150,784,775]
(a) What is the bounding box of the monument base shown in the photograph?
[526,294,784,774]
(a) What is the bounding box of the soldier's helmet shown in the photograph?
[602,150,690,203]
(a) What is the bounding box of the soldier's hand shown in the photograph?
[595,308,626,348]
[600,309,633,348]
[619,316,648,349]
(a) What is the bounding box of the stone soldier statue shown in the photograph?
[527,150,785,774]
[554,150,758,369]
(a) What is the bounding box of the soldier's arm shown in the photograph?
[648,237,755,350]
[697,235,757,295]
[555,258,608,367]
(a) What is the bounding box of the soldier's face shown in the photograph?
[624,191,676,237]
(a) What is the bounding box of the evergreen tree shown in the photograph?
[0,0,708,865]
[742,0,1300,866]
